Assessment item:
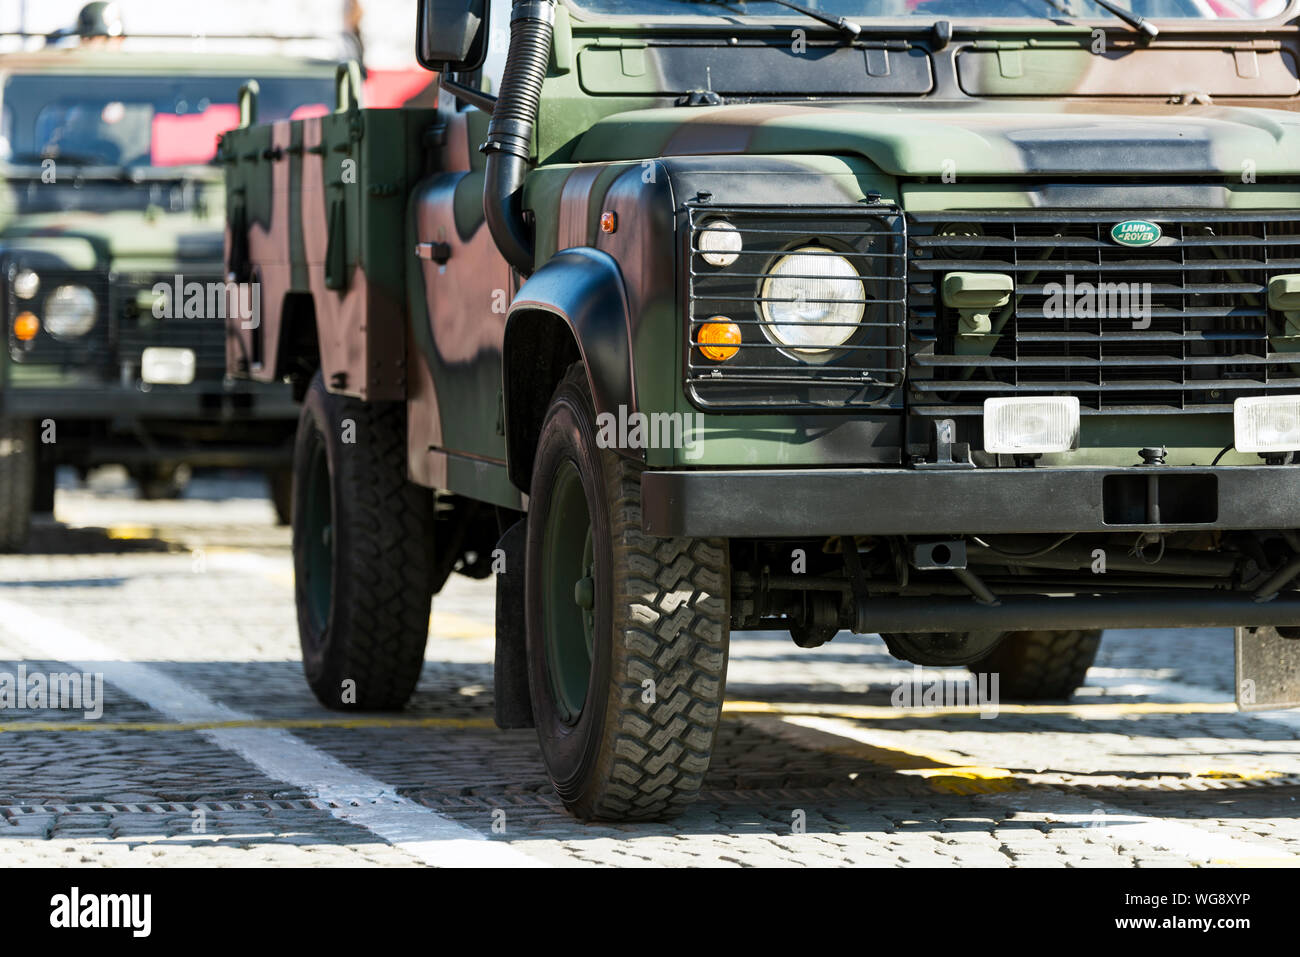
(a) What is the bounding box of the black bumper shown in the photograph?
[0,384,298,420]
[641,465,1300,537]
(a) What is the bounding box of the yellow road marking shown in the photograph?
[1212,857,1300,868]
[1193,769,1284,781]
[736,713,1024,795]
[106,524,157,540]
[0,715,497,733]
[736,712,1294,796]
[432,612,495,639]
[724,699,1239,720]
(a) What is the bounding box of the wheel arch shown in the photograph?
[275,290,321,402]
[502,247,639,491]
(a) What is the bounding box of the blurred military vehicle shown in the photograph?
[0,5,340,547]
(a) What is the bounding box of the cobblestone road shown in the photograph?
[2,469,1299,867]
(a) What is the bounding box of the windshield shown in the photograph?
[0,74,333,169]
[569,0,1291,21]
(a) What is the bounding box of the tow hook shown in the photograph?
[1138,446,1167,525]
[909,540,1000,607]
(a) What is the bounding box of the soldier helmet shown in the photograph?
[76,2,124,39]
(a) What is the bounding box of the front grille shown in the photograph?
[908,209,1300,415]
[115,274,227,380]
[685,203,907,410]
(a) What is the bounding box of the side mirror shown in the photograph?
[416,0,491,74]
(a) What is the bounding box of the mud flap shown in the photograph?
[494,518,534,729]
[1235,626,1300,711]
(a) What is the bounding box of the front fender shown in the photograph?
[503,246,639,488]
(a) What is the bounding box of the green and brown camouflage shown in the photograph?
[226,1,1300,484]
[213,0,1300,821]
[228,0,1300,732]
[0,46,336,534]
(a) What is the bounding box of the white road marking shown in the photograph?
[977,791,1295,865]
[0,597,546,868]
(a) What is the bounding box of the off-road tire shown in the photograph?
[293,372,435,710]
[526,364,730,821]
[0,418,35,551]
[882,630,1006,667]
[969,629,1102,701]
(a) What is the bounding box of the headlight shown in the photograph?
[44,285,97,339]
[12,269,39,300]
[759,246,865,357]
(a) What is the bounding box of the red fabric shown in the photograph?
[363,68,437,108]
[290,103,331,120]
[150,103,240,166]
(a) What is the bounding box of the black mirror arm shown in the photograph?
[440,76,497,114]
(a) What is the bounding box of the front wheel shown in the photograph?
[292,372,436,710]
[969,629,1102,701]
[525,365,730,821]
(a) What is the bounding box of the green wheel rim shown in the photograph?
[303,441,334,635]
[541,459,595,725]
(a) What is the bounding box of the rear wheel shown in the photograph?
[0,418,35,551]
[292,372,435,710]
[525,365,730,821]
[882,630,1005,667]
[969,629,1102,701]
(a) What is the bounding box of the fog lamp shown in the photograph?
[140,347,196,385]
[983,396,1080,454]
[1234,395,1300,453]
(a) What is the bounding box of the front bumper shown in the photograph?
[641,465,1300,537]
[0,382,298,421]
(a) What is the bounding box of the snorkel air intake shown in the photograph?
[482,0,555,275]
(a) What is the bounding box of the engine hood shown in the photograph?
[573,100,1300,178]
[0,208,224,273]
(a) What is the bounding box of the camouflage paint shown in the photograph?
[226,3,1300,498]
[224,107,437,401]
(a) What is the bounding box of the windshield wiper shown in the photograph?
[743,0,863,40]
[1074,0,1159,38]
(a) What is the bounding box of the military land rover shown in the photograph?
[0,13,340,548]
[223,0,1300,820]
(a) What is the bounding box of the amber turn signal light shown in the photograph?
[13,311,39,341]
[698,319,741,361]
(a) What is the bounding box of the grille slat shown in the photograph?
[908,209,1300,415]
